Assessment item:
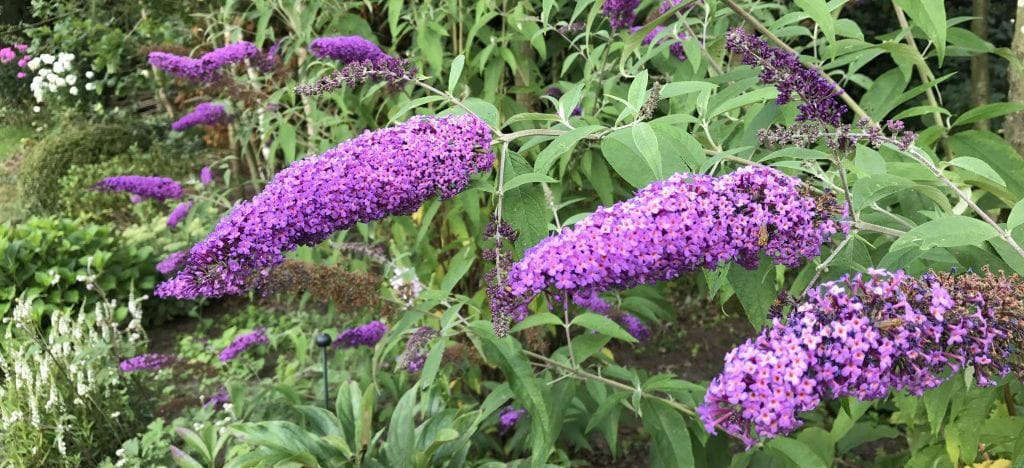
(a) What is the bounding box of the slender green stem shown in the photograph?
[892,5,951,159]
[855,220,906,237]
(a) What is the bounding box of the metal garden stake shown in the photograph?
[315,333,332,410]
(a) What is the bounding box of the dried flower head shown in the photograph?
[398,327,439,373]
[264,259,382,311]
[295,57,416,96]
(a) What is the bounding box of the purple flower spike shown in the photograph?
[399,327,439,373]
[699,269,1020,447]
[156,115,493,300]
[498,406,527,434]
[94,176,184,201]
[218,328,269,362]
[725,28,847,127]
[149,41,265,82]
[309,36,388,63]
[156,251,189,275]
[167,201,193,229]
[334,320,388,349]
[200,166,214,186]
[203,388,230,410]
[602,0,641,30]
[119,353,175,372]
[489,165,842,336]
[172,103,228,131]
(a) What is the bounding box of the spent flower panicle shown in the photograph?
[94,176,184,201]
[725,28,847,127]
[489,165,841,336]
[399,327,439,373]
[171,103,228,131]
[295,57,416,96]
[334,320,388,349]
[156,115,492,300]
[218,328,269,362]
[698,268,1023,447]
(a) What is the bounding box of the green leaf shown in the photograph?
[943,156,1006,187]
[502,173,558,192]
[794,0,836,58]
[660,81,718,99]
[571,312,639,343]
[448,54,466,92]
[894,0,947,64]
[627,70,650,116]
[419,338,447,389]
[632,122,663,180]
[890,216,1000,251]
[174,428,212,464]
[440,246,474,294]
[924,378,956,435]
[1008,199,1024,232]
[509,312,562,333]
[727,257,775,330]
[952,103,1024,128]
[768,437,829,468]
[950,131,1024,199]
[533,125,604,175]
[386,387,418,466]
[707,87,777,118]
[170,446,204,468]
[641,400,694,468]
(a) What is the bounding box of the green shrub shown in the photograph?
[17,122,156,215]
[57,142,204,225]
[0,217,158,321]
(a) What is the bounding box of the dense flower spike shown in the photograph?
[602,0,641,30]
[573,290,652,342]
[218,328,269,362]
[167,202,193,229]
[148,41,269,82]
[119,354,174,372]
[171,103,228,131]
[334,320,388,349]
[200,166,214,186]
[399,327,439,373]
[498,406,527,434]
[725,28,847,127]
[631,26,687,61]
[295,57,416,96]
[309,36,389,63]
[489,165,842,336]
[698,269,1023,447]
[94,176,184,202]
[156,251,189,275]
[156,115,493,299]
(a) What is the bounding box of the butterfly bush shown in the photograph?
[156,251,188,275]
[631,26,687,61]
[94,176,184,202]
[200,166,214,186]
[309,36,389,63]
[573,290,651,342]
[399,327,439,373]
[171,103,228,131]
[295,57,416,95]
[167,202,193,229]
[156,114,493,300]
[489,165,842,336]
[698,269,1024,447]
[149,41,274,82]
[658,0,702,15]
[218,328,269,362]
[333,320,388,349]
[118,354,174,372]
[725,28,847,127]
[498,406,527,434]
[602,0,641,30]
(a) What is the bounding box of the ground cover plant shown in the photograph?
[2,0,1024,466]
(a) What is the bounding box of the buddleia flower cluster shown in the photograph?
[156,251,188,275]
[698,268,1024,447]
[167,202,193,229]
[489,165,842,336]
[119,353,175,372]
[498,406,527,434]
[94,176,184,202]
[148,41,276,82]
[399,327,440,373]
[602,0,642,30]
[218,328,269,362]
[171,103,228,131]
[333,320,388,349]
[309,36,390,63]
[156,114,493,300]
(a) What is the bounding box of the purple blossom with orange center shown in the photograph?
[167,201,193,229]
[219,328,269,362]
[119,353,175,372]
[309,36,389,63]
[157,251,188,275]
[498,406,527,434]
[489,165,842,336]
[698,269,1019,447]
[171,103,228,131]
[94,176,184,202]
[725,28,847,126]
[334,320,388,349]
[630,26,687,61]
[602,0,641,30]
[149,41,272,82]
[156,114,493,300]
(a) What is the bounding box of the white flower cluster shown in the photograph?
[0,275,147,456]
[389,265,424,306]
[25,52,99,112]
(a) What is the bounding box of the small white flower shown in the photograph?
[69,86,78,96]
[53,62,65,74]
[27,58,41,70]
[32,106,40,113]
[139,69,149,78]
[65,74,77,85]
[85,70,95,79]
[110,411,120,418]
[85,82,96,91]
[47,84,57,93]
[40,53,55,64]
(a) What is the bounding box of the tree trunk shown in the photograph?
[971,0,990,131]
[1004,3,1024,155]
